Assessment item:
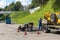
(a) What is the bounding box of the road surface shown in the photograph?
[0,23,60,40]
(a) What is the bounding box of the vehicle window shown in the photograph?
[50,13,56,19]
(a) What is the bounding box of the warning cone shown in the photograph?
[17,30,20,33]
[24,31,27,35]
[18,30,19,32]
[37,31,40,35]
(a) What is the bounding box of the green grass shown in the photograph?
[10,11,30,23]
[10,0,56,26]
[17,0,55,26]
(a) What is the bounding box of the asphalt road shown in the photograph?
[0,23,60,40]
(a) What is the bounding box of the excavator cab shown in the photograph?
[50,13,57,24]
[44,12,60,25]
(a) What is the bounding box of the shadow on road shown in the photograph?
[50,31,60,35]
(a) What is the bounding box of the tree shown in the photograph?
[4,6,8,11]
[29,0,49,9]
[4,1,23,11]
[4,2,15,11]
[0,8,3,11]
[8,2,15,11]
[14,1,22,11]
[52,0,60,12]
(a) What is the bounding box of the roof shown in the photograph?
[0,11,11,14]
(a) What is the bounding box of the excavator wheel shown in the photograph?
[42,25,50,33]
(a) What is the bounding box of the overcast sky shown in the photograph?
[0,0,32,8]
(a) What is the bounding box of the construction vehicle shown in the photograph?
[42,12,60,33]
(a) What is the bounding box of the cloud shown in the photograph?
[0,0,6,8]
[0,0,32,8]
[16,0,32,6]
[6,0,15,6]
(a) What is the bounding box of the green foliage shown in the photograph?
[16,0,55,26]
[4,1,23,11]
[29,0,49,8]
[14,1,23,11]
[0,14,7,21]
[4,6,8,11]
[4,2,15,11]
[52,0,60,12]
[0,8,3,11]
[0,14,3,17]
[10,11,30,23]
[1,0,60,26]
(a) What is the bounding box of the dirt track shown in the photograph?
[0,23,60,40]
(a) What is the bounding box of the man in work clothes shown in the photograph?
[38,18,42,31]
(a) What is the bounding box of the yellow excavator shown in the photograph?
[42,12,60,33]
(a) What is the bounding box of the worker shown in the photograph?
[27,22,33,31]
[38,18,42,31]
[17,24,28,32]
[17,26,21,32]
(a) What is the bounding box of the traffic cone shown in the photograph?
[18,30,19,32]
[37,30,40,35]
[24,31,27,35]
[17,30,20,33]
